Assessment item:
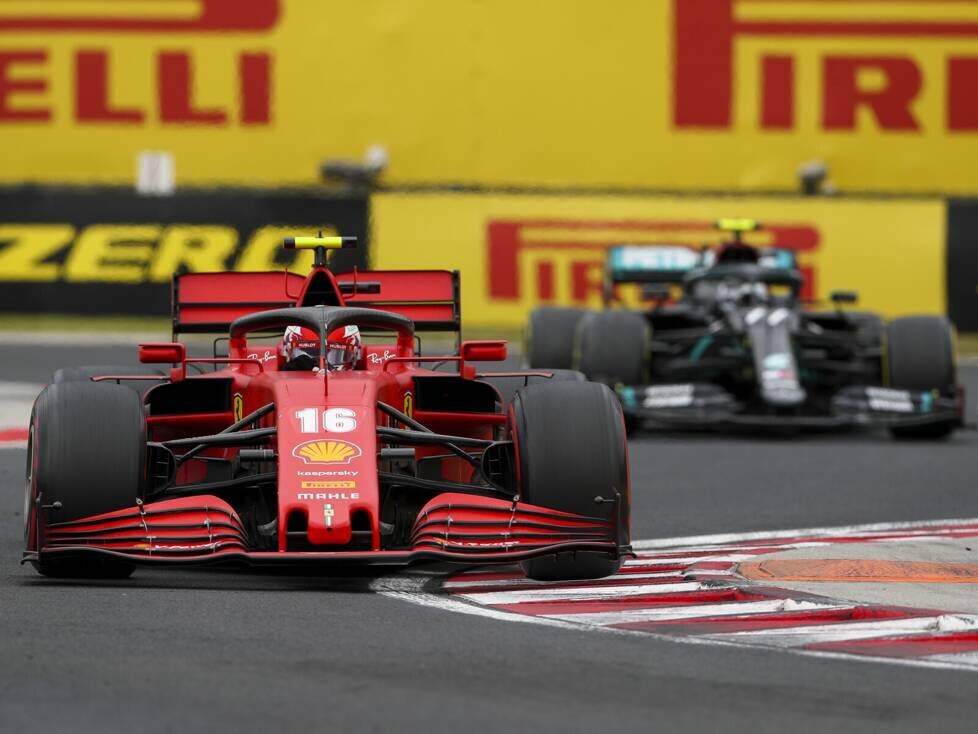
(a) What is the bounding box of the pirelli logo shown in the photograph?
[0,0,279,126]
[487,218,820,305]
[675,0,978,132]
[0,223,312,283]
[300,481,356,490]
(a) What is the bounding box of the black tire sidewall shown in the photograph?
[526,307,588,370]
[33,382,147,524]
[575,310,649,385]
[511,381,628,580]
[886,316,955,391]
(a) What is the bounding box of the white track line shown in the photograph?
[634,518,978,550]
[459,581,709,605]
[624,553,758,566]
[373,518,978,674]
[926,651,978,665]
[443,570,682,589]
[543,599,843,625]
[705,615,978,647]
[371,574,978,673]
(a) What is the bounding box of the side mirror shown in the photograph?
[140,342,187,382]
[460,340,508,362]
[139,342,186,364]
[830,290,858,305]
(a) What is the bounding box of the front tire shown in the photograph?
[886,316,957,439]
[511,381,629,581]
[480,368,585,408]
[27,382,146,578]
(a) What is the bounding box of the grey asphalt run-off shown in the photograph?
[2,344,978,733]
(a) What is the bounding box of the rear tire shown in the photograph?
[511,381,629,581]
[575,310,649,386]
[54,364,164,395]
[27,382,146,578]
[886,316,957,439]
[526,307,588,369]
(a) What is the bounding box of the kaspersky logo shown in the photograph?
[487,218,819,305]
[674,0,978,132]
[0,0,280,125]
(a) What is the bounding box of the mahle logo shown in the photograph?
[674,0,978,132]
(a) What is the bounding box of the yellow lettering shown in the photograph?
[0,224,74,281]
[235,226,323,272]
[149,225,238,282]
[63,225,159,283]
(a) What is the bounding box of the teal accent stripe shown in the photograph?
[689,336,713,362]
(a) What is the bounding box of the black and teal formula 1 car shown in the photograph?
[526,220,963,438]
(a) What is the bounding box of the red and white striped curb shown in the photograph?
[0,382,42,449]
[375,518,978,672]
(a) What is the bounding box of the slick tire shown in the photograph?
[575,310,649,387]
[886,316,957,439]
[526,307,588,370]
[481,369,585,408]
[511,380,629,581]
[54,364,165,395]
[27,382,146,578]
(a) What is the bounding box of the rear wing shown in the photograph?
[340,270,460,332]
[172,269,460,335]
[701,247,799,270]
[606,244,702,285]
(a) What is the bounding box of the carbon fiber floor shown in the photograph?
[2,345,977,733]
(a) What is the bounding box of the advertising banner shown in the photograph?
[0,186,368,314]
[372,193,947,328]
[1,1,977,193]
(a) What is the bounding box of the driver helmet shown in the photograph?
[282,324,362,371]
[715,243,760,264]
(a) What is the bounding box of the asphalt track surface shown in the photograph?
[3,345,978,733]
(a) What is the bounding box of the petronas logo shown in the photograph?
[292,440,362,465]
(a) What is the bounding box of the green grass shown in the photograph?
[957,333,978,357]
[0,313,171,332]
[0,313,525,341]
[5,314,977,357]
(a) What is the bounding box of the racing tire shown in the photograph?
[886,316,957,439]
[526,307,588,369]
[54,364,165,395]
[26,382,146,578]
[575,310,649,386]
[511,381,629,581]
[481,369,585,408]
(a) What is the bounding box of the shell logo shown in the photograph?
[292,440,362,465]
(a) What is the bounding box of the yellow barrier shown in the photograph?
[1,1,977,192]
[372,193,947,327]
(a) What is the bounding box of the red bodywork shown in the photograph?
[25,260,627,569]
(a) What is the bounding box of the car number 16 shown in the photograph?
[295,407,357,433]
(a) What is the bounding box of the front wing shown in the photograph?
[24,493,628,568]
[617,382,963,430]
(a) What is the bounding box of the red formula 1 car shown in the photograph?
[24,236,630,581]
